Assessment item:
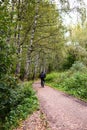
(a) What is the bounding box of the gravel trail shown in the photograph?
[33,81,87,130]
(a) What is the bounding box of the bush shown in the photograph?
[70,61,87,73]
[1,81,39,130]
[46,72,58,82]
[46,72,70,84]
[46,71,87,101]
[62,52,76,70]
[60,72,87,98]
[0,75,18,120]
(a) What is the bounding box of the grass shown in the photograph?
[46,71,87,102]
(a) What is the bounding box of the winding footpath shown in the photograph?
[33,81,87,130]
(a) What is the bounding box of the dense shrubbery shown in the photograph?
[60,72,87,98]
[0,81,39,130]
[0,3,39,130]
[0,75,18,120]
[62,51,76,70]
[46,62,87,101]
[45,72,58,82]
[70,61,87,73]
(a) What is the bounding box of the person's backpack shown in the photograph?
[40,73,46,78]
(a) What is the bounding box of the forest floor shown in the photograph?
[16,81,87,130]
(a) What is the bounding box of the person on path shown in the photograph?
[40,71,46,87]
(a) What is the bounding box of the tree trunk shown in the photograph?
[24,0,40,79]
[15,0,22,75]
[32,54,39,80]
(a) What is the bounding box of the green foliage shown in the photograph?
[1,82,39,130]
[46,71,70,84]
[46,72,58,82]
[70,61,87,72]
[60,72,87,99]
[62,51,76,70]
[1,0,87,128]
[0,4,14,77]
[46,70,87,101]
[0,75,18,120]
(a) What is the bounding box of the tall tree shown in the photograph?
[24,0,40,79]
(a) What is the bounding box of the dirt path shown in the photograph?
[15,110,50,130]
[33,81,87,130]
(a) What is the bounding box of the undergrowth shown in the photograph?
[46,68,87,101]
[1,81,39,130]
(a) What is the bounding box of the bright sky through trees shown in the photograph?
[53,0,87,26]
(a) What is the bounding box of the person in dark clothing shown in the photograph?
[40,71,46,87]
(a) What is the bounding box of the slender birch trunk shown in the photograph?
[15,24,22,75]
[24,0,40,79]
[32,54,39,79]
[15,0,22,75]
[6,0,15,43]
